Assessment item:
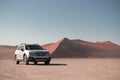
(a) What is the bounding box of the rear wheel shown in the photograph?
[44,61,50,65]
[15,56,19,64]
[24,55,29,65]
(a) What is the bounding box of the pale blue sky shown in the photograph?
[0,0,120,45]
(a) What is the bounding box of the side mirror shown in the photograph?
[21,49,24,51]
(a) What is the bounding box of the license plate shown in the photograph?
[36,58,46,61]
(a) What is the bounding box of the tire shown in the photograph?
[45,61,50,65]
[15,56,19,64]
[34,61,38,65]
[24,55,29,65]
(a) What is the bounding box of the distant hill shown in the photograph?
[42,38,120,58]
[0,45,16,59]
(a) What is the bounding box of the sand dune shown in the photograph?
[43,38,120,58]
[42,38,63,54]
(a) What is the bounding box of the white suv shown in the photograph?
[14,43,51,65]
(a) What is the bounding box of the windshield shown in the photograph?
[25,45,44,50]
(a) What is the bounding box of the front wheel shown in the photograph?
[44,61,50,65]
[15,56,19,64]
[24,55,29,65]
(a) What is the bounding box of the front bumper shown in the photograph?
[28,56,51,62]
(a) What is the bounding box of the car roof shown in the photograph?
[19,43,39,46]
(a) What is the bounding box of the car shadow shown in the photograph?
[18,62,67,66]
[30,63,67,66]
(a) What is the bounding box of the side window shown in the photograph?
[21,45,24,51]
[17,45,24,51]
[17,46,21,50]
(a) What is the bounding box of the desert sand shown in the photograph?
[0,58,120,80]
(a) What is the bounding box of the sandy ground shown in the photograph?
[0,58,120,80]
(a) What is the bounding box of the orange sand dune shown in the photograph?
[42,38,65,54]
[43,38,120,58]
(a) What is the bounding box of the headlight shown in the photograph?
[46,52,51,56]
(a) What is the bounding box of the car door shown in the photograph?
[19,45,24,60]
[16,46,21,60]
